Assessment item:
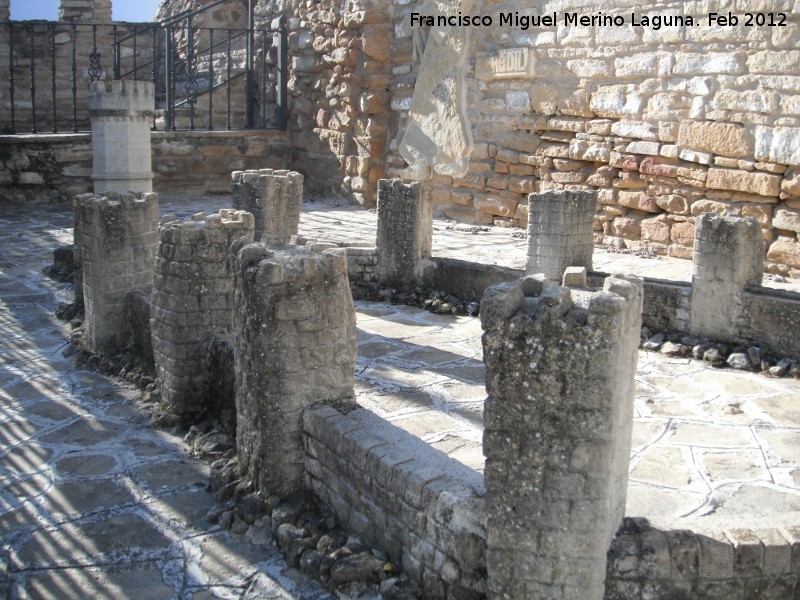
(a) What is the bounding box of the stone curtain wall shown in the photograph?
[606,524,800,599]
[481,274,643,599]
[77,191,159,355]
[0,130,291,203]
[150,210,254,423]
[231,169,303,243]
[232,244,356,497]
[385,0,800,274]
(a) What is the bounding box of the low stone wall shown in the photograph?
[303,405,487,599]
[606,523,800,599]
[0,130,291,203]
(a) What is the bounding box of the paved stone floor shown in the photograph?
[1,196,799,597]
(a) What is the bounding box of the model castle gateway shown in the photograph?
[2,0,800,598]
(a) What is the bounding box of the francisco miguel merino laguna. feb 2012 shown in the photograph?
[409,11,788,30]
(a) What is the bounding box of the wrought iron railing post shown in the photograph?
[186,15,198,130]
[88,25,103,82]
[71,23,77,132]
[260,30,267,128]
[50,24,57,133]
[8,22,15,134]
[112,25,120,79]
[28,23,36,133]
[245,0,255,128]
[165,25,175,131]
[276,15,288,131]
[226,29,232,130]
[208,28,214,130]
[132,26,137,79]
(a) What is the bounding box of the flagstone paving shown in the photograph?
[1,196,799,598]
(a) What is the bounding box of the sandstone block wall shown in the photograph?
[384,0,800,274]
[303,406,487,599]
[481,273,643,599]
[150,209,254,422]
[232,243,356,496]
[77,191,159,355]
[231,168,303,243]
[526,189,596,280]
[376,179,432,288]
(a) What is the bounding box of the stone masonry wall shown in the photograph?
[232,169,303,243]
[155,0,395,205]
[77,190,159,356]
[232,243,356,497]
[0,130,291,203]
[303,405,487,599]
[385,0,800,275]
[150,209,254,423]
[481,273,643,599]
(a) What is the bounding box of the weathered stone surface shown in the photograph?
[755,126,800,166]
[670,222,696,246]
[151,210,254,423]
[691,214,763,340]
[773,208,800,234]
[376,179,432,287]
[233,244,356,496]
[677,120,753,158]
[618,191,659,213]
[706,168,781,197]
[482,275,643,600]
[232,169,303,244]
[526,190,595,280]
[77,192,159,356]
[767,236,800,269]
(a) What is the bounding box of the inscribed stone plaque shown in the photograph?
[475,47,534,80]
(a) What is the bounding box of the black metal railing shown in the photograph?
[1,4,288,134]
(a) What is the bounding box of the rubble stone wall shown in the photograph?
[77,190,159,355]
[232,243,356,497]
[150,210,254,422]
[385,0,800,275]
